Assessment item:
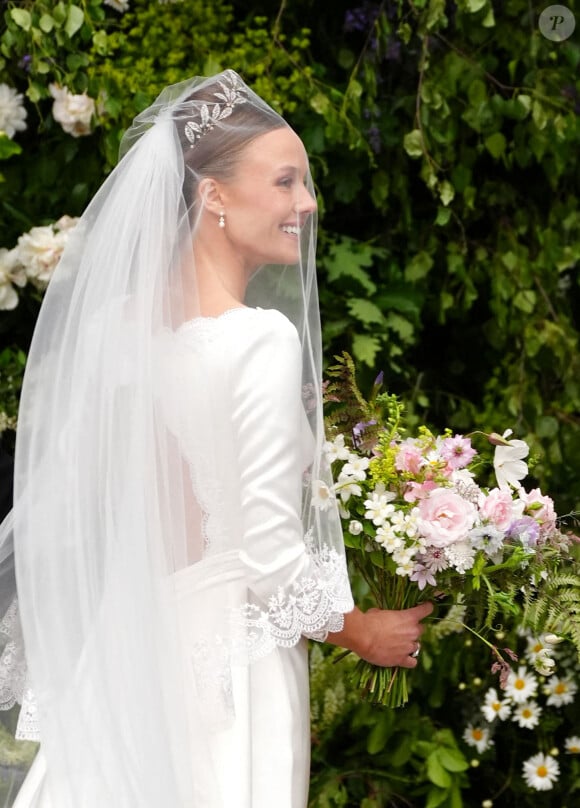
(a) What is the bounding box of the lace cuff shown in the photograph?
[231,539,353,664]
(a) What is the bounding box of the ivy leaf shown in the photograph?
[0,136,22,160]
[438,180,455,206]
[513,290,537,313]
[464,0,487,11]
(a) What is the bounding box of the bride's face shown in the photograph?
[218,127,317,269]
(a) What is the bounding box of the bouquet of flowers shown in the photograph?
[321,354,580,707]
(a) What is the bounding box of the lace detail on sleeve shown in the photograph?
[231,533,353,664]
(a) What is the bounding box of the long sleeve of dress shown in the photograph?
[229,310,353,661]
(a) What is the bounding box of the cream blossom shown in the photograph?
[417,488,477,548]
[512,700,541,729]
[17,219,78,288]
[323,433,350,463]
[0,83,27,139]
[311,480,335,511]
[493,430,529,490]
[49,84,95,137]
[348,520,363,536]
[522,752,559,791]
[545,674,577,707]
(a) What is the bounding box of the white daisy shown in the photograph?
[462,724,493,754]
[522,752,559,791]
[545,674,578,707]
[0,83,27,139]
[512,701,541,729]
[481,688,511,722]
[504,666,538,704]
[564,736,580,754]
[525,635,548,664]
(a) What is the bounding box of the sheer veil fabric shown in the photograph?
[0,71,353,806]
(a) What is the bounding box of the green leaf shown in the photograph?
[435,206,452,226]
[347,298,385,325]
[427,751,452,787]
[65,4,85,38]
[10,8,32,30]
[0,136,22,160]
[465,0,487,11]
[405,251,434,282]
[352,334,381,367]
[366,711,394,754]
[438,180,455,206]
[403,129,424,158]
[513,289,537,313]
[310,92,330,115]
[438,747,469,773]
[39,14,55,33]
[425,787,449,808]
[485,132,506,158]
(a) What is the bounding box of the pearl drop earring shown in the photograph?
[218,211,225,229]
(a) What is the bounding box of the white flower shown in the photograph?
[49,84,95,137]
[104,0,130,11]
[364,489,396,526]
[341,455,369,481]
[493,431,529,490]
[444,540,476,573]
[525,634,548,663]
[481,688,511,722]
[375,525,402,553]
[545,674,578,707]
[504,666,538,703]
[323,433,350,463]
[0,247,25,310]
[564,736,580,754]
[463,724,493,753]
[512,700,542,729]
[0,83,27,139]
[348,520,363,536]
[335,473,362,503]
[533,649,556,677]
[522,752,559,791]
[311,480,335,511]
[17,225,67,288]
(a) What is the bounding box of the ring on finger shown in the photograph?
[410,642,421,659]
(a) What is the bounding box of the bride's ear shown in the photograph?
[198,178,225,215]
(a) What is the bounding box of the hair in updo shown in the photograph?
[175,74,287,213]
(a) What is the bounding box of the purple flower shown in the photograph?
[344,2,381,33]
[507,517,540,549]
[18,54,32,72]
[410,563,437,590]
[440,435,477,470]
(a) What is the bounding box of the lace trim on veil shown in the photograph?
[0,598,40,741]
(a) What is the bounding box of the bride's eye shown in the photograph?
[277,177,293,188]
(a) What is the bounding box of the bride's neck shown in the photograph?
[184,237,251,318]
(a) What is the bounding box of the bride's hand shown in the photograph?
[327,601,433,668]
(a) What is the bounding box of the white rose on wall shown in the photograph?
[16,217,79,289]
[49,84,95,137]
[0,83,27,139]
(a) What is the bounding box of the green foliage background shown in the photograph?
[1,0,580,805]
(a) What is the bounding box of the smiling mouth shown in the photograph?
[281,225,300,235]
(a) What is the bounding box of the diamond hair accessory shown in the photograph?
[184,70,248,149]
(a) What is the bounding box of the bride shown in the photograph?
[2,70,431,807]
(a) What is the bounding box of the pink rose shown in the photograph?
[480,488,514,531]
[521,488,557,533]
[418,488,476,548]
[395,440,424,475]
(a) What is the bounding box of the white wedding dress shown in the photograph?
[11,307,353,808]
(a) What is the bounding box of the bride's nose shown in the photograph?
[294,185,317,215]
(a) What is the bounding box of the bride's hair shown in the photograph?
[175,72,286,211]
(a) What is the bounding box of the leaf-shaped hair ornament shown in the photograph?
[183,70,248,148]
